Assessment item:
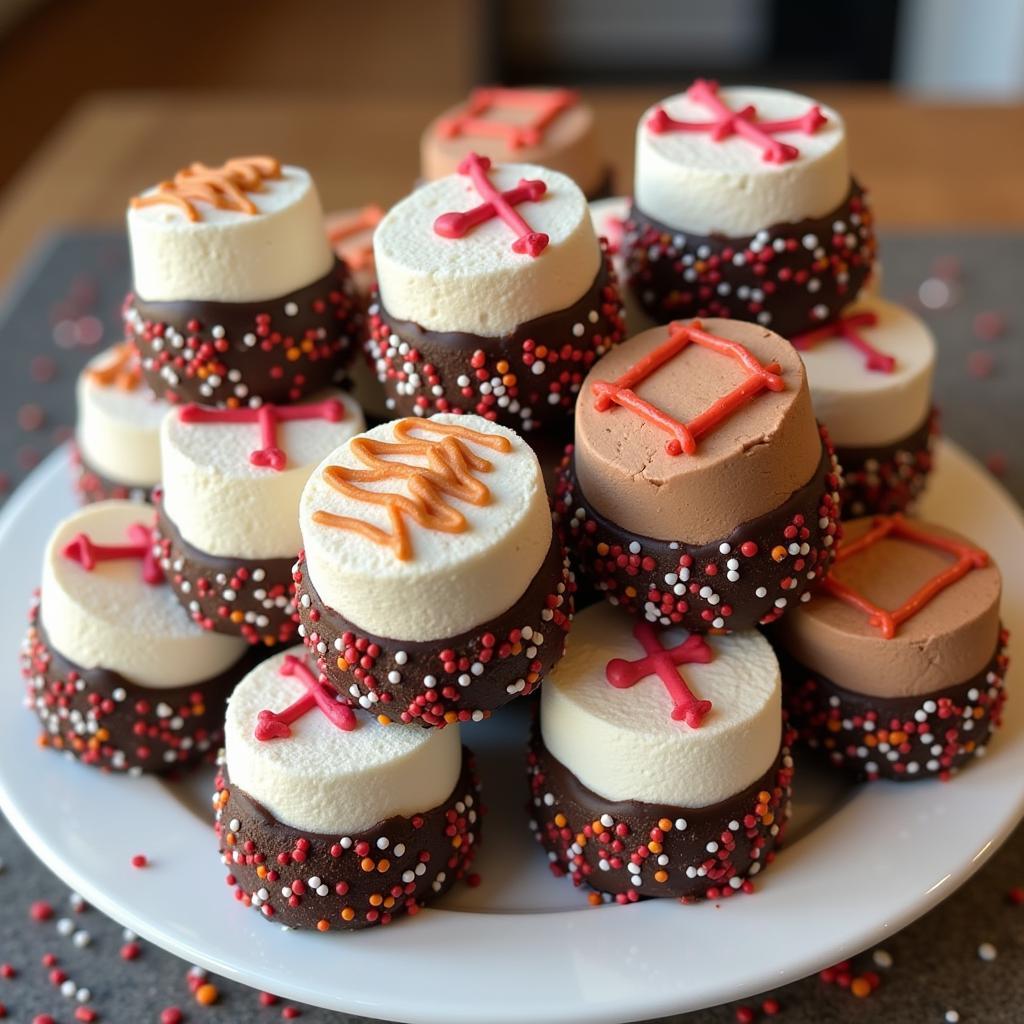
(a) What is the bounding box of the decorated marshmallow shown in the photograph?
[74,342,167,503]
[529,603,791,902]
[792,296,938,517]
[155,390,366,646]
[296,413,573,726]
[216,646,480,930]
[367,156,624,435]
[24,500,250,772]
[421,86,610,200]
[124,156,364,406]
[623,80,876,336]
[774,515,1008,780]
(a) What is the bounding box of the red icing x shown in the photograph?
[592,319,785,456]
[254,654,357,741]
[792,311,895,373]
[437,87,577,150]
[823,514,990,639]
[434,153,549,257]
[62,522,163,585]
[606,621,713,727]
[178,399,346,472]
[647,78,827,164]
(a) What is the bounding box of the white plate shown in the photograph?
[1,440,1022,1024]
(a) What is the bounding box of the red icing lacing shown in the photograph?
[254,654,356,741]
[591,318,785,456]
[792,311,895,373]
[605,620,713,727]
[647,79,827,165]
[62,522,163,585]
[436,87,578,150]
[178,399,346,472]
[434,152,549,257]
[822,514,990,639]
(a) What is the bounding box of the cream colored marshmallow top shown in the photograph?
[374,162,600,336]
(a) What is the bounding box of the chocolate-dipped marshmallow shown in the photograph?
[555,318,841,631]
[623,81,876,336]
[215,647,480,930]
[296,414,573,726]
[155,391,366,646]
[421,87,611,200]
[793,297,937,517]
[367,155,625,436]
[23,501,251,773]
[74,342,167,503]
[773,515,1009,780]
[124,156,364,406]
[529,603,792,903]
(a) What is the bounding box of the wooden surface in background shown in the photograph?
[1,87,1022,285]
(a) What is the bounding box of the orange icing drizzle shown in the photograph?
[822,514,990,639]
[86,342,142,392]
[592,319,785,456]
[130,156,282,222]
[325,204,383,271]
[312,419,512,561]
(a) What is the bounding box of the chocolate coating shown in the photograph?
[215,748,481,930]
[295,536,574,727]
[72,446,156,505]
[554,434,841,632]
[365,248,625,434]
[126,258,363,407]
[22,602,261,774]
[782,633,1009,780]
[155,504,299,647]
[528,724,793,902]
[623,182,876,339]
[837,409,938,519]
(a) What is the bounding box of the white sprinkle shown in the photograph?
[72,929,91,948]
[872,948,893,969]
[978,941,997,961]
[284,301,299,316]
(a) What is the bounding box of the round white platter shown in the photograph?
[0,439,1022,1023]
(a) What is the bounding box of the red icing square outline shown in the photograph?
[591,319,785,456]
[823,514,990,639]
[436,87,578,150]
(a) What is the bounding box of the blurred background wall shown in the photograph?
[0,0,1022,192]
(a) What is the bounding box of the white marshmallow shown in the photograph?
[224,647,462,834]
[635,86,848,236]
[799,297,935,447]
[160,390,365,560]
[75,345,166,488]
[40,501,246,687]
[128,164,334,303]
[299,413,551,642]
[588,196,655,335]
[541,603,781,808]
[374,162,600,336]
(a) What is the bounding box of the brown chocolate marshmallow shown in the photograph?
[773,518,1002,698]
[574,319,822,544]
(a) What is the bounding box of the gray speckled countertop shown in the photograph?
[0,231,1021,1024]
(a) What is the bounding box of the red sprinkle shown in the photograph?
[131,854,148,869]
[282,1008,302,1020]
[974,311,1007,341]
[17,404,45,432]
[120,942,141,961]
[75,1009,98,1023]
[160,1008,183,1024]
[1008,885,1024,905]
[968,351,995,378]
[985,451,1008,478]
[735,1007,756,1024]
[30,900,54,921]
[762,997,781,1015]
[259,992,280,1007]
[0,1002,6,1018]
[30,356,57,383]
[0,964,14,979]
[33,1016,56,1024]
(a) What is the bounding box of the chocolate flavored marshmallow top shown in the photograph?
[574,319,821,544]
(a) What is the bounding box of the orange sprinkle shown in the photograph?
[195,983,219,1006]
[341,907,356,922]
[360,858,375,872]
[851,977,871,998]
[316,919,330,932]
